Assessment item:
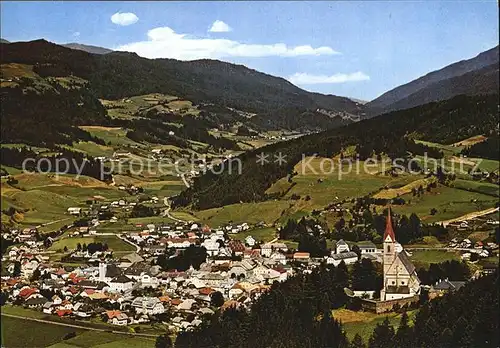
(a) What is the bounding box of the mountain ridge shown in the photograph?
[0,39,364,128]
[62,42,113,55]
[368,45,499,114]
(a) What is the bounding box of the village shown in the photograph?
[2,201,498,335]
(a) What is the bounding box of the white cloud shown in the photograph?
[115,26,339,60]
[72,32,80,38]
[209,20,232,33]
[288,72,370,85]
[111,12,139,26]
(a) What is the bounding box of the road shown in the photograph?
[36,217,71,229]
[1,313,159,338]
[404,246,478,252]
[437,207,499,227]
[162,197,185,223]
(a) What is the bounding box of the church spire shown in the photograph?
[384,208,396,242]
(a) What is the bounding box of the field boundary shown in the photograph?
[1,313,159,338]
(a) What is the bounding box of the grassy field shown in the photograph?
[1,316,85,348]
[383,185,498,223]
[1,172,128,228]
[333,309,417,341]
[450,179,499,197]
[373,178,435,199]
[408,250,460,268]
[472,158,499,173]
[49,235,136,255]
[1,312,156,348]
[231,227,277,243]
[71,142,115,158]
[61,331,155,348]
[414,139,463,156]
[79,126,142,147]
[268,157,422,211]
[192,200,290,227]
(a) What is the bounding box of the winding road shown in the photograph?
[162,197,185,223]
[436,207,499,227]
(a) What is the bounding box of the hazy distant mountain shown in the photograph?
[0,38,9,44]
[62,43,113,55]
[368,45,499,115]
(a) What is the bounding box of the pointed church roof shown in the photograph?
[384,209,396,242]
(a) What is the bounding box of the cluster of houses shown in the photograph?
[446,238,498,259]
[1,217,392,332]
[5,207,498,333]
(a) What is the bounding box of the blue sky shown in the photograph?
[1,1,498,100]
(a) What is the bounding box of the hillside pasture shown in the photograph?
[450,178,499,197]
[268,157,422,211]
[384,185,498,223]
[231,227,277,243]
[193,200,290,227]
[79,126,142,147]
[373,177,435,199]
[49,235,135,255]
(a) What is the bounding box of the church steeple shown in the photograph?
[384,208,396,242]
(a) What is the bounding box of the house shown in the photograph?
[335,239,350,254]
[228,240,245,255]
[245,236,256,247]
[108,275,134,292]
[131,297,165,315]
[56,309,72,317]
[43,301,54,314]
[202,239,220,256]
[177,299,197,311]
[105,310,129,325]
[24,297,47,309]
[293,252,310,261]
[358,241,378,255]
[429,279,467,299]
[327,251,358,266]
[67,207,82,215]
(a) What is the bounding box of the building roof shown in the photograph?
[432,279,466,291]
[358,241,377,249]
[111,275,133,284]
[24,297,47,306]
[384,209,396,242]
[228,240,245,252]
[105,264,122,278]
[398,251,416,275]
[331,251,358,260]
[19,288,38,298]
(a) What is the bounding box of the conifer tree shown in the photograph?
[368,317,395,348]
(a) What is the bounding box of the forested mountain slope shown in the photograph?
[368,45,499,114]
[174,94,499,209]
[1,39,363,130]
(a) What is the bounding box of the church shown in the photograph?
[380,210,421,301]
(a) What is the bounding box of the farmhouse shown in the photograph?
[131,297,165,315]
[67,207,82,215]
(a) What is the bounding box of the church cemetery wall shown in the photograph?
[361,295,419,314]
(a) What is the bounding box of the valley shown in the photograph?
[1,33,499,348]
